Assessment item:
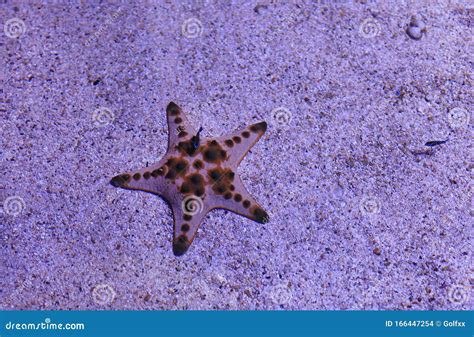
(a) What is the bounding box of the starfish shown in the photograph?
[110,102,270,256]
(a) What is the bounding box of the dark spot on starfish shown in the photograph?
[209,169,221,182]
[195,187,205,197]
[181,224,190,232]
[177,140,198,156]
[176,160,187,171]
[208,167,235,195]
[165,170,177,180]
[225,139,234,147]
[165,157,188,180]
[144,172,151,179]
[190,173,203,185]
[224,192,232,200]
[193,159,203,170]
[133,173,141,180]
[182,173,206,196]
[178,131,188,138]
[230,184,235,191]
[203,150,219,162]
[110,174,131,187]
[243,200,251,208]
[250,121,267,133]
[174,117,183,124]
[202,140,227,164]
[180,182,191,194]
[252,207,269,223]
[151,167,165,177]
[167,102,180,116]
[234,194,242,202]
[166,158,176,166]
[173,235,189,256]
[242,131,250,138]
[183,214,192,221]
[232,136,241,144]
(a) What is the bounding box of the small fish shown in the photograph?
[191,126,203,149]
[425,140,448,147]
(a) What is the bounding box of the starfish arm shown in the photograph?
[166,102,197,150]
[170,199,209,256]
[109,158,170,195]
[216,121,267,166]
[211,174,270,224]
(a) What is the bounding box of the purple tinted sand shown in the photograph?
[1,1,472,310]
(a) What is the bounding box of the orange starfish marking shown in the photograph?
[110,102,269,256]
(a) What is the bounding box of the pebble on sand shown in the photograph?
[406,14,427,40]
